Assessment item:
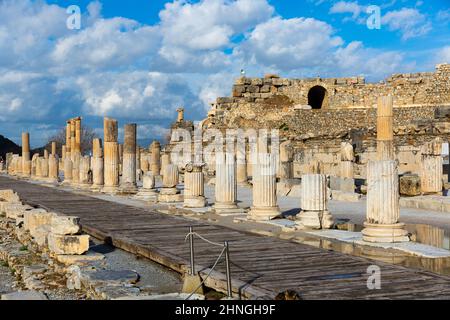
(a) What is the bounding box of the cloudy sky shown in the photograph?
[0,0,449,147]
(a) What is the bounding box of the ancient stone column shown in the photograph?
[214,152,243,214]
[16,156,23,176]
[44,149,49,159]
[376,96,394,160]
[183,163,206,208]
[158,164,182,202]
[297,174,334,229]
[236,143,249,186]
[35,157,42,179]
[41,157,49,179]
[75,117,81,154]
[62,146,66,160]
[21,132,31,177]
[134,172,158,201]
[160,153,170,176]
[118,144,123,175]
[71,153,80,185]
[362,160,409,243]
[339,142,355,193]
[136,146,142,182]
[70,119,76,161]
[420,138,443,194]
[141,156,149,173]
[91,138,104,191]
[102,117,119,194]
[31,154,39,178]
[248,154,280,221]
[78,155,91,188]
[176,107,184,122]
[48,154,59,183]
[63,157,73,185]
[120,124,138,194]
[51,141,57,156]
[65,121,71,160]
[278,140,293,180]
[150,141,161,176]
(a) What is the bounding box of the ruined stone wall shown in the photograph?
[219,64,450,111]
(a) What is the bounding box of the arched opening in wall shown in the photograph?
[308,86,328,109]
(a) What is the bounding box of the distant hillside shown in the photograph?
[0,134,21,160]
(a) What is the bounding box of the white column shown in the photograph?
[48,154,59,183]
[420,138,443,194]
[214,152,243,214]
[134,172,158,201]
[297,174,334,229]
[362,160,409,243]
[78,156,91,188]
[183,163,206,208]
[248,154,280,221]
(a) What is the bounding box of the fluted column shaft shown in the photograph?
[102,118,119,192]
[420,138,443,194]
[362,160,409,243]
[248,154,279,221]
[301,174,328,211]
[214,152,238,209]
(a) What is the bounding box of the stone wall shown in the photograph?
[219,64,450,111]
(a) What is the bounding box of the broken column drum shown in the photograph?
[158,164,182,202]
[134,172,158,201]
[78,156,91,188]
[48,154,59,183]
[297,174,334,229]
[420,138,443,194]
[183,163,206,208]
[362,160,409,243]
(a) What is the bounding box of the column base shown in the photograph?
[101,186,119,195]
[213,202,246,215]
[321,210,335,229]
[119,183,138,194]
[296,210,322,229]
[158,193,183,203]
[247,206,281,221]
[183,196,207,208]
[134,189,158,201]
[362,222,410,243]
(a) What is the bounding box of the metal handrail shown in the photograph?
[185,226,233,299]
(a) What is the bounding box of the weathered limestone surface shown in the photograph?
[214,152,243,214]
[120,124,138,194]
[50,215,81,235]
[158,164,182,203]
[48,154,59,183]
[63,158,73,184]
[102,118,119,194]
[91,138,104,191]
[150,141,161,177]
[376,96,395,160]
[420,138,443,194]
[48,234,89,255]
[78,156,91,188]
[248,154,280,221]
[134,172,158,201]
[362,160,409,243]
[297,174,334,229]
[183,163,206,208]
[22,132,31,177]
[400,174,421,196]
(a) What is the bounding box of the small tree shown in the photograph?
[46,125,99,156]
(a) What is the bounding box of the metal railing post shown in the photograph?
[189,226,195,275]
[224,241,232,298]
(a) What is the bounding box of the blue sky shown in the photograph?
[1,0,449,147]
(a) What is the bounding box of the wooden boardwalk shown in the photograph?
[2,175,450,299]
